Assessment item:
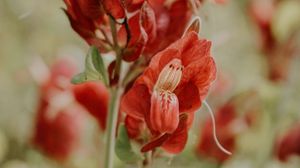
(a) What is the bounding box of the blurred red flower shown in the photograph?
[33,99,83,161]
[196,90,260,163]
[121,31,216,154]
[32,58,110,161]
[276,124,300,162]
[249,0,296,82]
[32,58,82,161]
[73,82,109,130]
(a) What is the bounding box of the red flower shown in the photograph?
[249,0,276,54]
[32,58,83,161]
[32,58,110,160]
[64,0,197,62]
[123,0,145,12]
[63,0,109,51]
[73,81,109,130]
[33,99,83,161]
[275,124,300,161]
[144,0,194,57]
[249,0,296,82]
[117,11,149,62]
[125,115,146,141]
[41,57,77,92]
[121,31,216,154]
[102,0,125,19]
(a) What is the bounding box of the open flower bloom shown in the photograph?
[275,123,300,162]
[121,31,216,154]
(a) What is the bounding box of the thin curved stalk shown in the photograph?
[203,100,232,155]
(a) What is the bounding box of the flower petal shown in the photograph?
[141,113,189,153]
[33,100,82,161]
[102,0,125,19]
[63,0,108,52]
[165,0,192,43]
[141,32,201,89]
[276,124,300,161]
[77,0,103,19]
[161,113,189,154]
[144,0,192,56]
[141,133,170,153]
[150,90,179,134]
[175,82,201,113]
[119,13,148,62]
[121,84,151,119]
[72,82,109,130]
[124,0,145,12]
[125,115,145,140]
[141,49,180,89]
[141,2,157,43]
[180,56,216,100]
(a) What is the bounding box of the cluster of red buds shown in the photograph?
[64,0,199,59]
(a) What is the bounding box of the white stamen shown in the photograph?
[155,59,183,92]
[203,100,232,155]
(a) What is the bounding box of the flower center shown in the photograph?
[155,59,183,92]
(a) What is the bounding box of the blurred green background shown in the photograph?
[0,0,300,168]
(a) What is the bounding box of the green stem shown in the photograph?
[109,16,122,79]
[104,87,121,168]
[109,17,118,48]
[142,151,152,168]
[114,48,122,78]
[104,16,123,168]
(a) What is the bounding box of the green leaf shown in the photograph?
[90,46,109,86]
[115,124,142,163]
[71,72,87,84]
[71,46,108,85]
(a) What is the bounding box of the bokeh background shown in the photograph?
[0,0,300,168]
